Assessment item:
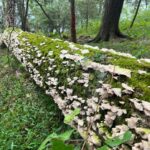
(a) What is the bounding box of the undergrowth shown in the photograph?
[0,48,70,150]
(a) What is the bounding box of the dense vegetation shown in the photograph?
[0,48,71,149]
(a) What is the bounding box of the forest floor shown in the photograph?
[78,10,150,58]
[0,10,150,150]
[0,48,69,150]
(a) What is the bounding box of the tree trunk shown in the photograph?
[2,29,150,148]
[69,0,77,43]
[5,0,16,27]
[85,0,89,31]
[93,0,125,42]
[1,0,6,30]
[16,0,30,31]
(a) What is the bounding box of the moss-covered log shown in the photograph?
[1,29,150,149]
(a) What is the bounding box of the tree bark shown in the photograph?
[69,0,77,43]
[5,0,16,27]
[92,0,125,42]
[85,0,89,31]
[2,29,150,148]
[1,0,6,29]
[16,0,30,31]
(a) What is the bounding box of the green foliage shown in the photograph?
[98,131,133,149]
[30,0,70,35]
[77,20,100,37]
[38,130,132,150]
[38,130,74,150]
[105,131,133,147]
[0,49,68,150]
[97,145,110,150]
[51,139,74,150]
[64,109,81,124]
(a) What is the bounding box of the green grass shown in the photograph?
[78,10,150,58]
[0,48,69,150]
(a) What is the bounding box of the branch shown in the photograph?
[130,0,142,28]
[34,0,53,24]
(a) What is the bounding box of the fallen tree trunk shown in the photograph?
[1,28,150,148]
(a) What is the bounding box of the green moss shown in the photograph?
[18,31,150,103]
[108,54,150,101]
[129,73,150,101]
[110,56,150,71]
[19,32,150,101]
[0,48,68,150]
[5,27,22,32]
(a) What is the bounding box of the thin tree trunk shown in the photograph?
[23,0,30,31]
[85,0,89,31]
[70,0,77,43]
[2,0,6,29]
[17,0,30,31]
[130,0,142,28]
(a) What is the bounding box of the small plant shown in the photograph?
[38,130,74,150]
[98,131,133,150]
[38,130,133,150]
[64,109,80,124]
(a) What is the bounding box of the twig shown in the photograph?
[34,0,53,24]
[130,0,142,28]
